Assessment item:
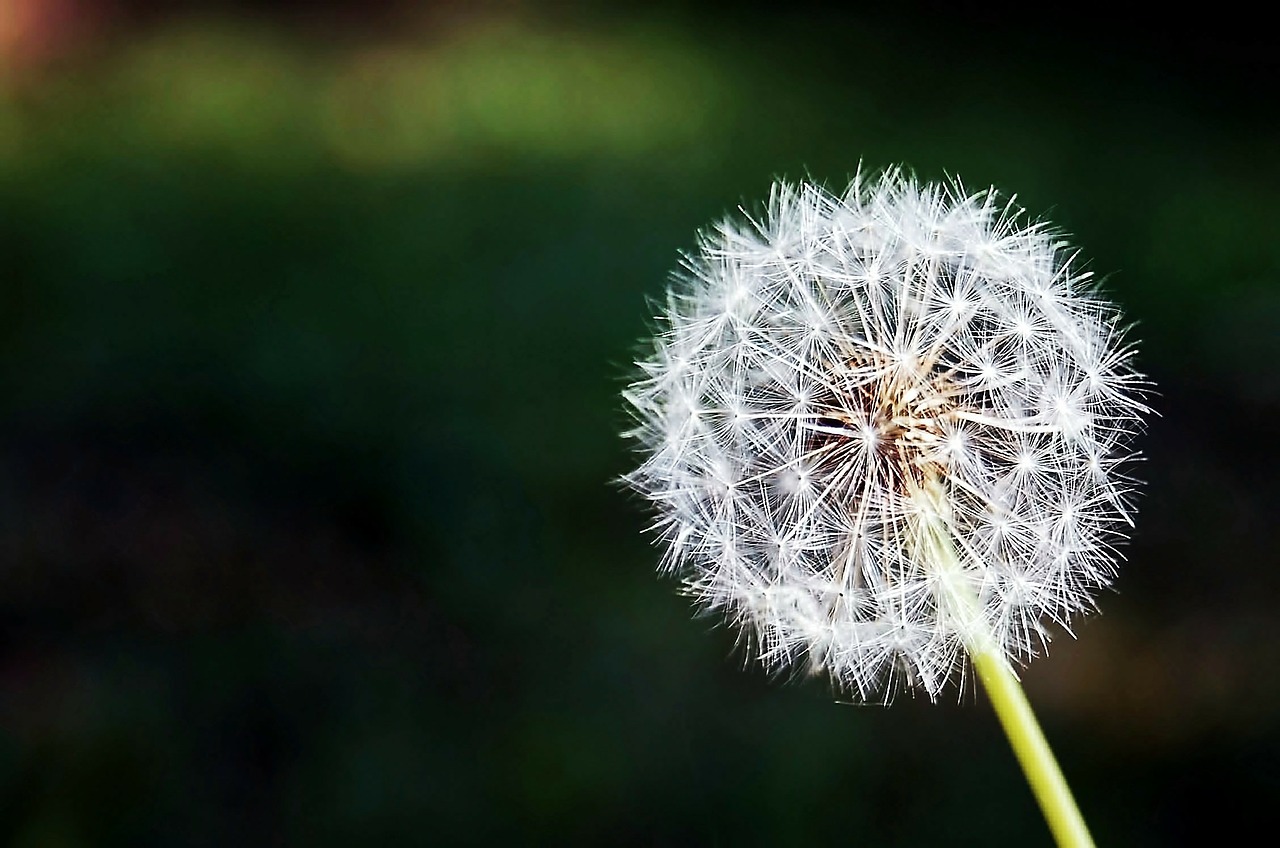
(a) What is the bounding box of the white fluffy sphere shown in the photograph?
[623,170,1149,702]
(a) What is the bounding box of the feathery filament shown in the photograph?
[623,170,1149,702]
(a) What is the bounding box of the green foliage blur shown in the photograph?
[2,3,1277,845]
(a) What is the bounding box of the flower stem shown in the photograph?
[914,478,1095,848]
[971,647,1096,848]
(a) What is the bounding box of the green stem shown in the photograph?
[913,479,1095,848]
[971,648,1096,848]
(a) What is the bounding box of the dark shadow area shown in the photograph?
[1,2,1277,845]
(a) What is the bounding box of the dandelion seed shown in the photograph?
[622,168,1151,847]
[623,167,1149,701]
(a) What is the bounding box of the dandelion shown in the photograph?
[622,168,1149,847]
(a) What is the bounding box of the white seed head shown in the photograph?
[623,169,1150,703]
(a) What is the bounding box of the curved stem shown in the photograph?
[912,478,1095,848]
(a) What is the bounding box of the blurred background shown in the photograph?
[1,1,1277,844]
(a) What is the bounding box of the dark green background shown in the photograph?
[2,2,1277,844]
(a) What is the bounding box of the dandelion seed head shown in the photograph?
[622,168,1150,702]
